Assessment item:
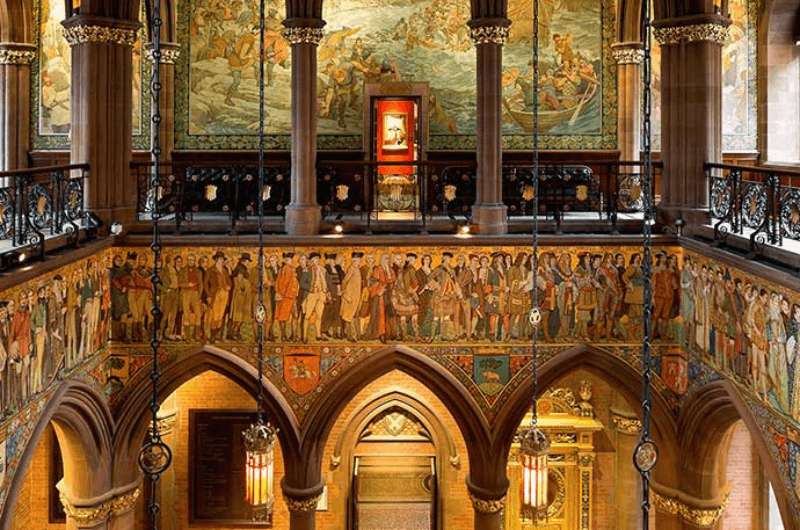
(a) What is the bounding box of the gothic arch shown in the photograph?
[300,345,497,493]
[678,379,800,530]
[494,344,680,488]
[0,0,33,43]
[0,380,115,530]
[111,346,301,489]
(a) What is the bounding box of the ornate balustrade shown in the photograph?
[706,162,800,254]
[0,163,94,267]
[133,158,659,234]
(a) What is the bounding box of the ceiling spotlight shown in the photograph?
[110,222,124,236]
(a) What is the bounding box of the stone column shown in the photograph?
[654,17,729,229]
[469,19,510,234]
[58,483,141,530]
[283,20,324,236]
[611,43,643,161]
[467,478,507,530]
[146,42,181,161]
[62,15,140,228]
[0,44,35,171]
[282,481,324,530]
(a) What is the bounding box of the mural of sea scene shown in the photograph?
[503,0,603,137]
[36,0,146,141]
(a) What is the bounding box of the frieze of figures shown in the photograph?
[108,246,683,346]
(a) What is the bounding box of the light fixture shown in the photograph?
[520,0,550,522]
[242,0,278,520]
[459,223,470,235]
[110,222,123,236]
[334,223,344,234]
[242,421,276,520]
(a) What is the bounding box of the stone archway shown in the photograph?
[0,380,116,530]
[679,379,800,530]
[111,346,301,501]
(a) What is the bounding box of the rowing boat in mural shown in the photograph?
[502,80,597,133]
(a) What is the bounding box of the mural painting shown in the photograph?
[37,0,71,138]
[107,246,682,346]
[178,0,616,149]
[185,0,291,139]
[503,0,602,137]
[33,0,148,148]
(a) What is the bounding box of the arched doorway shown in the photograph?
[320,370,472,530]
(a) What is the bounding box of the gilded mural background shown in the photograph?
[176,0,617,150]
[31,0,149,150]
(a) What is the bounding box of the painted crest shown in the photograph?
[575,184,588,202]
[444,184,457,202]
[204,184,218,202]
[284,352,321,396]
[473,355,509,396]
[336,184,350,202]
[661,350,688,395]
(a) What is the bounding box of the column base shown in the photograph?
[285,204,321,236]
[657,205,710,236]
[472,203,508,235]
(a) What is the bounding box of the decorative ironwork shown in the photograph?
[741,182,766,229]
[138,1,171,529]
[638,0,658,525]
[710,177,732,219]
[781,188,800,239]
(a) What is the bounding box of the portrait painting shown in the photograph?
[382,113,409,150]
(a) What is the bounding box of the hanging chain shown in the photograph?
[529,0,541,427]
[139,2,172,529]
[636,0,657,525]
[256,0,267,422]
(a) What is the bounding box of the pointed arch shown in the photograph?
[0,380,115,530]
[299,345,496,491]
[679,380,800,530]
[111,346,301,488]
[494,344,680,487]
[0,0,33,43]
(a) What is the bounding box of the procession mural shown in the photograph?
[177,0,616,150]
[503,0,617,150]
[32,0,148,149]
[651,0,757,152]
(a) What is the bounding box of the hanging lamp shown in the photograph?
[138,2,173,529]
[519,0,550,521]
[242,0,278,521]
[633,0,659,526]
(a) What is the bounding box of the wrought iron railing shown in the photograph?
[134,158,659,234]
[133,160,291,233]
[0,163,93,265]
[707,162,800,253]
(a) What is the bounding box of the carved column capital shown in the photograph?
[145,42,181,65]
[61,16,140,47]
[59,484,141,527]
[283,492,322,513]
[653,22,730,45]
[0,43,36,65]
[651,482,730,527]
[610,409,642,435]
[611,42,644,65]
[282,27,325,45]
[468,19,511,45]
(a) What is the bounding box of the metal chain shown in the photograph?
[530,0,541,426]
[141,2,168,528]
[638,0,655,524]
[256,0,267,422]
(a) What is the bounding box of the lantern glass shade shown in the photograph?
[519,426,550,522]
[242,421,277,521]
